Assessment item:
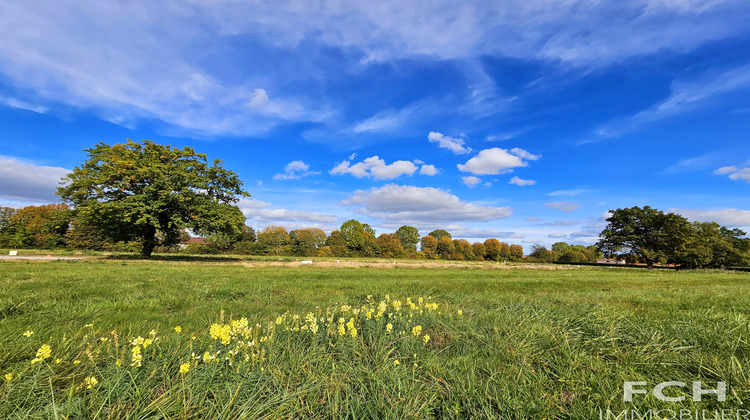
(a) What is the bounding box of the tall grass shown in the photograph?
[1,260,749,418]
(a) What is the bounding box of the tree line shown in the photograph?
[0,206,535,262]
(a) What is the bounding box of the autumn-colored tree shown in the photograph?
[498,242,511,260]
[436,236,455,258]
[377,233,404,258]
[420,235,438,258]
[5,204,72,248]
[428,229,452,242]
[471,242,486,261]
[290,228,327,256]
[452,239,475,261]
[509,244,524,260]
[484,238,501,261]
[257,226,291,252]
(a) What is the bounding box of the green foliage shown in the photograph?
[509,244,524,260]
[340,219,366,253]
[57,139,249,258]
[599,206,749,268]
[290,228,327,256]
[324,230,348,257]
[3,262,750,417]
[436,236,454,258]
[483,238,501,261]
[376,233,405,258]
[2,204,71,249]
[428,229,451,242]
[395,225,420,250]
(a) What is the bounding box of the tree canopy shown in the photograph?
[57,139,249,258]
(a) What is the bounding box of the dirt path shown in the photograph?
[241,259,575,270]
[0,255,86,260]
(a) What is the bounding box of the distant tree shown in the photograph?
[472,242,486,261]
[484,238,501,261]
[395,225,420,250]
[598,206,692,268]
[57,139,248,258]
[377,233,404,258]
[452,239,475,261]
[340,219,366,253]
[551,242,571,254]
[290,228,327,256]
[436,236,455,258]
[558,250,587,263]
[498,242,511,260]
[672,222,749,268]
[5,204,72,248]
[0,206,17,231]
[325,230,348,257]
[257,226,291,250]
[363,224,376,239]
[420,235,438,258]
[509,244,524,260]
[428,229,452,242]
[529,244,558,263]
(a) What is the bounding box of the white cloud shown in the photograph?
[0,156,70,203]
[669,208,750,227]
[340,184,512,225]
[545,201,581,213]
[239,198,338,227]
[1,0,746,137]
[714,166,739,175]
[457,147,540,175]
[713,165,750,183]
[419,164,439,176]
[273,160,320,180]
[330,156,421,180]
[486,131,522,142]
[427,132,472,155]
[548,233,568,238]
[509,176,536,186]
[0,96,48,113]
[462,176,481,187]
[547,189,594,196]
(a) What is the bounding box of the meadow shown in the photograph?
[1,258,749,418]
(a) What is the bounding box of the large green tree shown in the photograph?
[57,139,249,258]
[598,206,692,268]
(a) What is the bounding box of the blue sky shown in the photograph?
[1,0,749,246]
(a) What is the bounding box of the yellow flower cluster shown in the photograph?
[31,344,51,364]
[17,294,457,391]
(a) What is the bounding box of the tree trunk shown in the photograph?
[140,225,157,259]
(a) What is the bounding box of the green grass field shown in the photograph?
[1,259,749,418]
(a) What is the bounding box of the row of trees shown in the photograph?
[526,242,601,263]
[202,220,528,261]
[0,206,534,261]
[598,206,750,268]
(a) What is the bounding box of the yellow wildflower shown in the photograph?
[115,359,123,366]
[83,376,98,389]
[143,338,153,348]
[412,326,422,337]
[131,336,145,346]
[31,344,52,364]
[4,373,12,381]
[130,346,142,367]
[54,358,62,364]
[346,318,357,338]
[73,360,81,365]
[393,360,400,366]
[179,363,190,374]
[457,309,462,316]
[174,326,182,333]
[85,323,93,328]
[386,323,393,333]
[423,335,430,344]
[23,330,34,337]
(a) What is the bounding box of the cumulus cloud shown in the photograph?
[462,176,481,187]
[427,132,472,155]
[668,208,750,227]
[330,156,438,180]
[545,201,581,212]
[457,147,540,175]
[239,198,338,227]
[509,176,535,186]
[419,164,439,176]
[0,156,70,203]
[714,165,750,182]
[548,233,568,238]
[273,160,320,180]
[340,184,512,225]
